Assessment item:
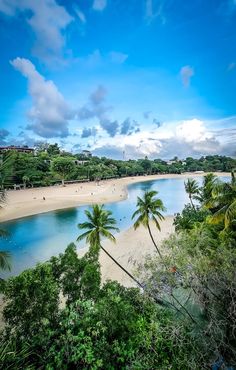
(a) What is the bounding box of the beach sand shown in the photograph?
[0,172,229,222]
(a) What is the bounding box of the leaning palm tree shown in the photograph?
[132,190,166,258]
[184,178,199,210]
[132,191,196,322]
[77,204,143,288]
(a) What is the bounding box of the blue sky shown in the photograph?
[0,0,236,159]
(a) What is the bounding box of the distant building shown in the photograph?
[0,145,34,154]
[74,160,88,165]
[167,160,176,166]
[82,150,92,158]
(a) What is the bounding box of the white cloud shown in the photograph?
[92,0,107,11]
[0,0,73,63]
[10,57,72,138]
[175,119,212,143]
[180,65,194,87]
[92,119,223,159]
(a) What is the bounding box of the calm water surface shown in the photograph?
[0,176,228,277]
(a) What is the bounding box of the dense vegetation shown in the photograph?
[1,143,236,187]
[0,170,236,368]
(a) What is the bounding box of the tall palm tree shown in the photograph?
[132,191,196,322]
[208,172,236,228]
[184,178,199,210]
[77,204,143,288]
[132,190,166,258]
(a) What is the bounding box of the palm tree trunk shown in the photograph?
[100,245,143,288]
[170,292,196,323]
[189,195,196,211]
[100,245,193,316]
[147,222,163,259]
[100,245,182,311]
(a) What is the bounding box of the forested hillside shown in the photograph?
[1,143,235,188]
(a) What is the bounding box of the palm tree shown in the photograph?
[132,190,166,258]
[132,190,197,322]
[208,172,236,229]
[77,204,143,288]
[184,178,199,210]
[195,173,218,206]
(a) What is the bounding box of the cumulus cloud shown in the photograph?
[0,0,73,63]
[91,119,225,159]
[92,0,107,11]
[180,65,194,87]
[11,57,71,138]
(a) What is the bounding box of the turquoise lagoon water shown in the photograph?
[0,176,228,277]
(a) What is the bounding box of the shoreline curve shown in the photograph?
[0,172,230,223]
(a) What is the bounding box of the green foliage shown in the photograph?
[51,157,76,185]
[207,172,236,229]
[0,152,14,189]
[3,262,60,339]
[174,204,210,232]
[2,144,235,188]
[59,243,101,304]
[0,251,202,369]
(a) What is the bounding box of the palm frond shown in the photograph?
[0,251,11,271]
[225,199,236,228]
[77,230,92,242]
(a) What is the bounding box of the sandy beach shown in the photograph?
[0,172,229,223]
